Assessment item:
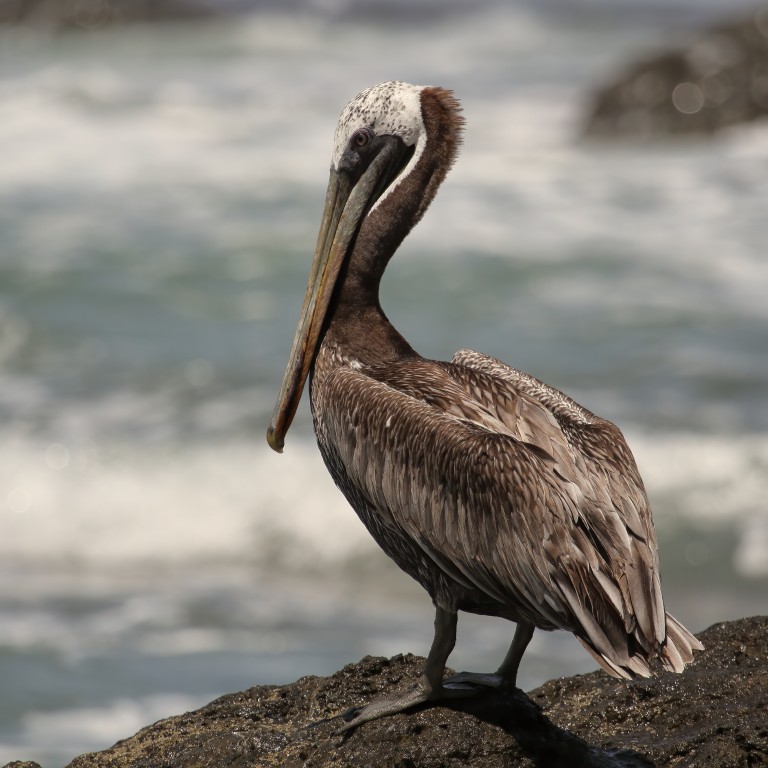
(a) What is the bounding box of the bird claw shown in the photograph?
[340,704,366,722]
[303,702,381,733]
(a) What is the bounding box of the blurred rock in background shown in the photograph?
[0,0,230,27]
[584,8,768,137]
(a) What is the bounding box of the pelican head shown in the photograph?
[267,81,430,452]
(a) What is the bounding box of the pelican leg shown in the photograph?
[336,606,482,733]
[496,620,534,687]
[442,619,534,690]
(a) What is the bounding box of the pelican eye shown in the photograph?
[352,129,371,149]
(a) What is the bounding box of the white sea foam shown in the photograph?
[3,11,767,334]
[1,429,766,577]
[0,694,208,767]
[629,431,768,578]
[0,433,371,569]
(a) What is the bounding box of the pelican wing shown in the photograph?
[319,354,699,678]
[451,348,702,669]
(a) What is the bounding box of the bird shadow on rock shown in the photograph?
[307,682,654,768]
[438,685,655,768]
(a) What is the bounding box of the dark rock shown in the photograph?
[0,762,44,768]
[0,618,760,767]
[26,615,762,768]
[583,9,768,137]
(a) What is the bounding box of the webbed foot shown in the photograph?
[334,674,494,733]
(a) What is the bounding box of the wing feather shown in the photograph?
[449,348,702,670]
[316,349,698,678]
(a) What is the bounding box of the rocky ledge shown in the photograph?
[6,616,768,768]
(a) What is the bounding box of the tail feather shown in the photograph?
[579,611,703,679]
[662,612,704,670]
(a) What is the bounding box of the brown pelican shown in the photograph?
[267,81,702,729]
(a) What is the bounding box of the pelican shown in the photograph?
[267,81,702,728]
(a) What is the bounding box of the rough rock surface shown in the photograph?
[583,8,768,137]
[5,616,767,768]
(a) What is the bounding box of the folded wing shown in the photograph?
[319,348,701,678]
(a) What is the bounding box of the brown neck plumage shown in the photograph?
[325,88,464,363]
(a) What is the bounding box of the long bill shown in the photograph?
[267,147,396,453]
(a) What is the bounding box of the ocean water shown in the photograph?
[2,3,768,765]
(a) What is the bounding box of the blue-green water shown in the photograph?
[1,4,767,765]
